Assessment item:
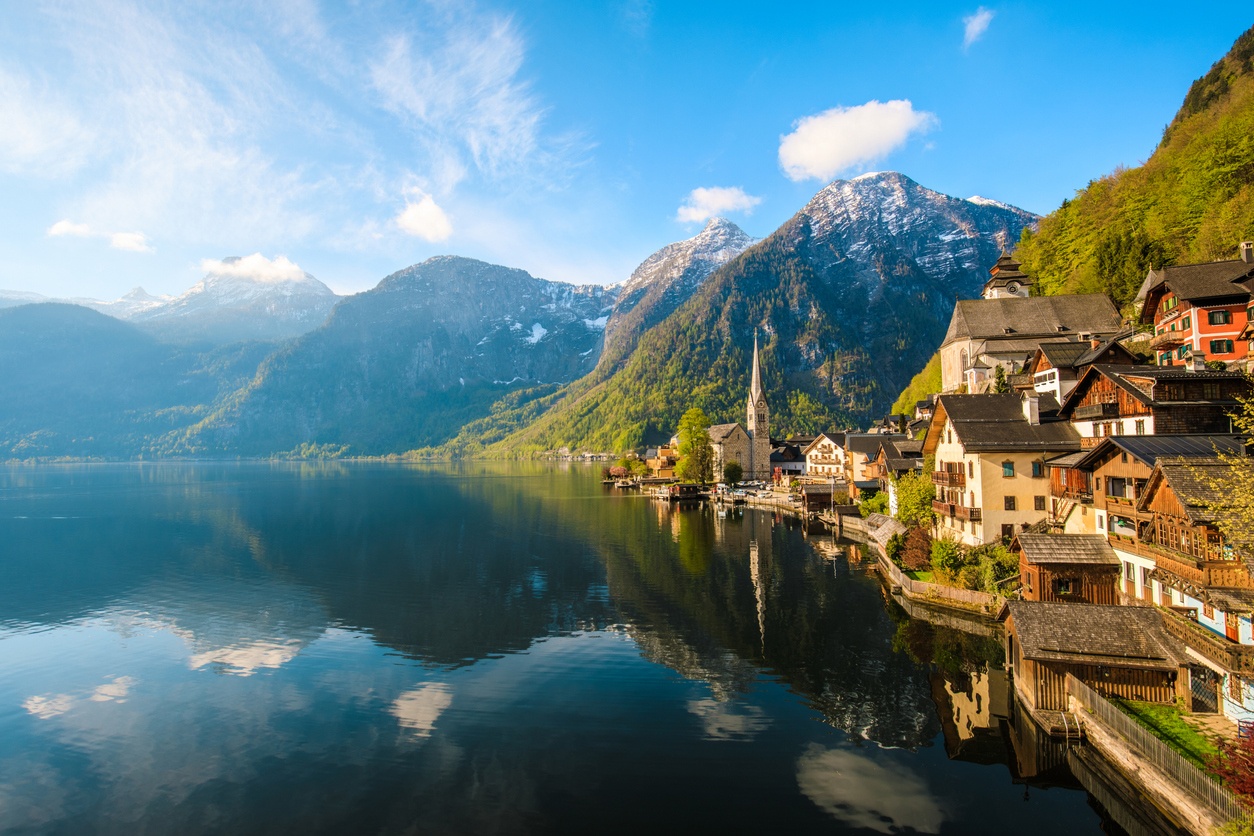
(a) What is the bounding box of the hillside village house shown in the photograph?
[843,432,906,498]
[924,394,1080,546]
[645,443,679,479]
[1137,242,1254,368]
[866,437,924,517]
[1056,364,1249,447]
[1023,338,1137,403]
[1122,458,1254,720]
[939,294,1124,394]
[802,433,846,482]
[1014,533,1120,605]
[770,438,810,481]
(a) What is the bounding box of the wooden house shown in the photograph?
[1025,337,1137,403]
[1002,601,1188,713]
[1137,245,1254,367]
[1057,364,1250,447]
[1015,533,1119,605]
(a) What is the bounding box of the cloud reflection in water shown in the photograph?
[796,744,946,834]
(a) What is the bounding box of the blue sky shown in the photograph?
[0,2,1249,299]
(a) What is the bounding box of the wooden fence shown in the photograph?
[877,551,1002,611]
[1066,673,1246,825]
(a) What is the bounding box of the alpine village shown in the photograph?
[7,19,1254,836]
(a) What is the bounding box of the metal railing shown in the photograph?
[1065,673,1246,823]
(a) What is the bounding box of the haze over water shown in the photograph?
[1,462,1109,834]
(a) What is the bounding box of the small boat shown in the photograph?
[614,479,636,488]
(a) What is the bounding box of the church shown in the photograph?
[709,335,772,481]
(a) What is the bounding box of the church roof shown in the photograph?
[708,423,747,442]
[943,294,1122,346]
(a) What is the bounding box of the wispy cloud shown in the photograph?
[676,186,761,223]
[0,65,93,177]
[48,219,153,253]
[963,7,994,50]
[778,100,938,182]
[201,254,308,283]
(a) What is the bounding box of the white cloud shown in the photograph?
[391,683,453,739]
[46,219,153,253]
[47,219,94,238]
[396,192,454,242]
[687,698,770,741]
[109,232,153,253]
[796,745,946,834]
[188,640,302,676]
[200,253,307,283]
[88,676,135,703]
[23,693,74,720]
[963,7,994,49]
[778,100,938,182]
[675,186,762,224]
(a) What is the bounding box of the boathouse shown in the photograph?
[1002,601,1188,713]
[1015,533,1120,605]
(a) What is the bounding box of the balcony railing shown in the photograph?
[1160,607,1254,676]
[954,505,982,522]
[1074,402,1120,420]
[932,500,955,517]
[931,471,966,488]
[1150,330,1185,350]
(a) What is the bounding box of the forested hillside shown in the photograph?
[1014,25,1254,311]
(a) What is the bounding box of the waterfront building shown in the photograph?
[1056,364,1250,447]
[708,334,772,481]
[645,444,679,479]
[938,293,1123,394]
[802,432,846,481]
[1014,533,1120,605]
[1002,601,1189,714]
[1137,242,1254,367]
[924,394,1080,546]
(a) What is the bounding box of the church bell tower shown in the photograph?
[746,333,771,479]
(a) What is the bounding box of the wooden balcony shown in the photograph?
[931,471,966,488]
[1073,401,1120,420]
[954,505,982,522]
[932,500,955,517]
[1161,607,1254,676]
[1149,330,1185,350]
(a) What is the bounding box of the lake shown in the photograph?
[0,462,1127,834]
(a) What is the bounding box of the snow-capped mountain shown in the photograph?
[74,287,172,319]
[182,256,618,455]
[129,256,339,344]
[600,217,757,372]
[0,289,51,309]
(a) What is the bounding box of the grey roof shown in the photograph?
[1047,451,1090,468]
[1141,456,1243,524]
[1074,435,1246,470]
[1037,336,1135,372]
[932,394,1080,453]
[1136,259,1254,305]
[846,432,905,457]
[1206,588,1254,615]
[1005,601,1185,670]
[708,423,747,441]
[943,294,1122,346]
[879,438,924,473]
[1016,533,1119,565]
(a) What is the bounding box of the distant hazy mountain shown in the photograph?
[0,289,50,310]
[75,287,172,319]
[0,303,271,458]
[127,257,339,344]
[180,256,617,455]
[600,217,756,374]
[489,171,1037,452]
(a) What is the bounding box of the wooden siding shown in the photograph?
[1030,661,1177,711]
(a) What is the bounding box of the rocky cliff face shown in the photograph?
[600,218,756,373]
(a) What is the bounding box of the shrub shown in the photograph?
[901,526,932,572]
[859,492,889,518]
[1209,733,1254,801]
[930,537,971,579]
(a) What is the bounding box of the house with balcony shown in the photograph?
[844,432,906,498]
[1128,457,1254,720]
[1024,337,1137,403]
[1136,243,1254,368]
[1057,364,1249,447]
[938,293,1123,394]
[802,432,846,482]
[923,394,1081,547]
[645,443,680,479]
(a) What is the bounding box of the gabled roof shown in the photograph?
[1034,336,1137,374]
[1015,533,1119,565]
[1073,435,1246,471]
[924,394,1079,454]
[845,432,905,457]
[878,438,924,473]
[1136,258,1254,315]
[1136,456,1239,524]
[708,423,748,442]
[1058,364,1250,417]
[1004,601,1184,670]
[802,432,845,455]
[943,294,1122,346]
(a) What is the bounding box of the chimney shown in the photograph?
[1241,242,1254,264]
[1090,338,1101,350]
[1188,354,1207,373]
[1022,395,1040,426]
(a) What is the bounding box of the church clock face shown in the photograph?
[757,400,765,409]
[1007,282,1020,294]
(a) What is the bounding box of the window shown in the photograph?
[1162,296,1178,311]
[967,460,974,478]
[1031,460,1044,478]
[1141,567,1151,588]
[1177,344,1190,359]
[1203,602,1214,620]
[1001,524,1014,541]
[1095,476,1103,492]
[1108,477,1127,499]
[1182,315,1191,330]
[1002,461,1014,478]
[1204,383,1220,399]
[1115,421,1124,436]
[1210,339,1234,354]
[947,429,952,444]
[1053,578,1073,596]
[1124,562,1134,581]
[1160,353,1172,366]
[1209,309,1232,326]
[1004,496,1017,511]
[1135,419,1146,435]
[1120,451,1128,463]
[1034,495,1046,511]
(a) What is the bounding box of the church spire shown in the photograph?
[749,331,764,404]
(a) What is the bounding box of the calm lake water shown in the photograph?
[0,462,1124,834]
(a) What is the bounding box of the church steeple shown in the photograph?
[748,332,765,406]
[746,332,770,479]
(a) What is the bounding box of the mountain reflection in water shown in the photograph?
[0,462,1117,834]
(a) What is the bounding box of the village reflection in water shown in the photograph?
[0,462,1175,834]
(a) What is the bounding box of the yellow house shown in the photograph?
[923,394,1081,547]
